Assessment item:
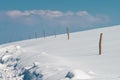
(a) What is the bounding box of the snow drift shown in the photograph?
[0,25,120,80]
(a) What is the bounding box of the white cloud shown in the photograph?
[6,10,64,18]
[76,11,88,16]
[6,10,31,18]
[1,10,110,27]
[44,10,63,18]
[6,10,21,17]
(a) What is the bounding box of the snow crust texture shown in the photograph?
[0,45,92,80]
[0,25,120,80]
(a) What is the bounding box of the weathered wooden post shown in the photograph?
[99,33,103,55]
[54,30,56,38]
[66,27,70,40]
[43,30,45,39]
[35,32,37,40]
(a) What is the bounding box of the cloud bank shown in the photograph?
[0,10,110,27]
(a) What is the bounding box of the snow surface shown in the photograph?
[0,25,120,80]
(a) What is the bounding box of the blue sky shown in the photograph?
[0,0,120,44]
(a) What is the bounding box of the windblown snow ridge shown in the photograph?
[0,45,23,80]
[0,45,45,80]
[0,45,95,80]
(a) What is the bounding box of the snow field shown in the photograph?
[0,25,120,80]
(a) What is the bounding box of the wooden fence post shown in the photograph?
[54,30,56,38]
[66,27,70,40]
[43,30,45,39]
[35,32,37,40]
[99,33,103,55]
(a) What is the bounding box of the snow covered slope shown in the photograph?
[0,25,120,80]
